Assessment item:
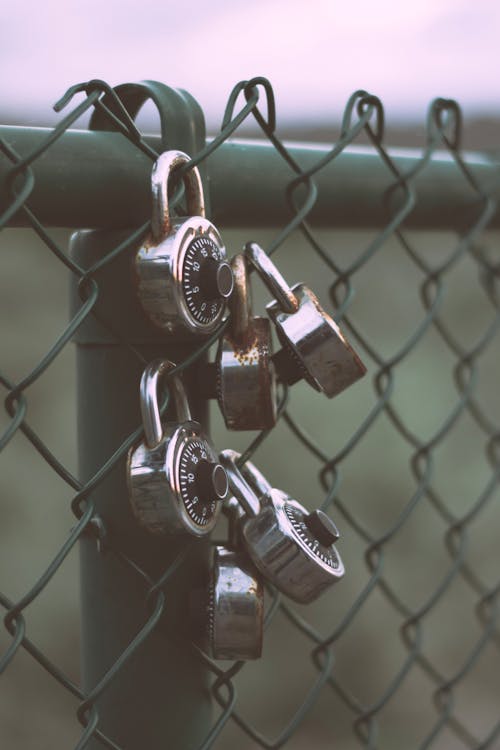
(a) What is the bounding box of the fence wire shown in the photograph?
[1,78,500,749]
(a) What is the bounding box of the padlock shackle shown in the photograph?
[151,150,205,242]
[224,497,245,549]
[228,254,252,342]
[219,450,263,518]
[244,242,299,315]
[140,359,192,449]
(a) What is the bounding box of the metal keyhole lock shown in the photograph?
[244,242,367,398]
[135,150,234,335]
[216,253,278,431]
[127,359,228,536]
[220,450,345,604]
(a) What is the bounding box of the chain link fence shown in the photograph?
[1,78,499,749]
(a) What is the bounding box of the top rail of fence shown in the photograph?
[1,125,500,231]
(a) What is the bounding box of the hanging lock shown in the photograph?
[244,242,367,397]
[219,450,344,604]
[127,359,228,536]
[193,549,264,661]
[216,253,278,430]
[191,499,264,660]
[206,545,264,660]
[135,150,234,335]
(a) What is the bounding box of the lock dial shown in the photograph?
[283,504,341,571]
[178,436,229,529]
[182,237,233,327]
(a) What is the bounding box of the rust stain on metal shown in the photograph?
[226,329,259,365]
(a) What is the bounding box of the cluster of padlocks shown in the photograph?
[126,150,366,660]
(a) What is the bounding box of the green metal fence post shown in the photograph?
[70,86,214,749]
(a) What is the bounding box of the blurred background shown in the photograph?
[1,1,500,749]
[1,0,500,146]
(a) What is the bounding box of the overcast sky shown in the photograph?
[1,0,499,128]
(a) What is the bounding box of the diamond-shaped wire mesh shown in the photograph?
[1,79,499,749]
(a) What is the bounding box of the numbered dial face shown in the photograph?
[284,503,341,570]
[182,236,232,326]
[178,437,228,529]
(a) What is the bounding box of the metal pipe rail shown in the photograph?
[1,125,500,230]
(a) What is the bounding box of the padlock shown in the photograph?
[190,498,264,660]
[192,543,264,661]
[244,242,367,398]
[207,544,264,660]
[127,359,228,536]
[220,450,344,603]
[135,150,234,335]
[216,253,278,430]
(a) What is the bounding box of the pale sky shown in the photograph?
[1,0,499,127]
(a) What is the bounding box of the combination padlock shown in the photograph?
[192,540,264,661]
[244,242,367,398]
[220,450,344,603]
[216,253,278,430]
[135,150,234,335]
[127,359,228,536]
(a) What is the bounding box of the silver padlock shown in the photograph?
[216,253,278,430]
[191,498,264,660]
[244,242,367,398]
[192,541,264,661]
[135,150,234,335]
[127,359,228,536]
[220,450,344,604]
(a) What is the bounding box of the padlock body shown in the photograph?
[217,317,277,431]
[209,546,263,660]
[241,491,344,604]
[136,216,227,335]
[268,283,366,398]
[127,421,222,536]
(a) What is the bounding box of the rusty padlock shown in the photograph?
[216,253,278,430]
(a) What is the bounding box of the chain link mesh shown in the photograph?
[1,78,499,749]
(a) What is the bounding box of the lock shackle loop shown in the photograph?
[219,450,269,518]
[151,150,205,242]
[228,254,252,342]
[140,359,192,449]
[224,496,245,549]
[244,242,299,315]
